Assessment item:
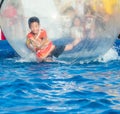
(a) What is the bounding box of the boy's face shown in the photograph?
[30,22,40,34]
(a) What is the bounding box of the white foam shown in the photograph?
[98,48,119,63]
[15,53,37,63]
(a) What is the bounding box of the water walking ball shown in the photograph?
[0,0,120,62]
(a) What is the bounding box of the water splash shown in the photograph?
[98,48,119,63]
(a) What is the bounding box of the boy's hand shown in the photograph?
[30,38,40,47]
[35,38,50,49]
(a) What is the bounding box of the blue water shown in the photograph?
[0,40,120,114]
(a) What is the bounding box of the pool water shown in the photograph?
[0,40,120,114]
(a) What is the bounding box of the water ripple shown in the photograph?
[0,59,120,113]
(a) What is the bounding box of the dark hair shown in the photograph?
[28,16,40,28]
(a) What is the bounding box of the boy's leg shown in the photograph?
[44,56,53,62]
[51,45,65,58]
[64,38,81,51]
[50,38,81,58]
[37,45,55,62]
[43,45,55,59]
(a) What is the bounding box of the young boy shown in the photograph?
[26,16,80,62]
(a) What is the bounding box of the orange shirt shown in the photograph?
[27,29,47,40]
[27,29,53,59]
[27,29,50,49]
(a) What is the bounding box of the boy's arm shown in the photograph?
[35,37,50,49]
[26,38,36,52]
[36,29,50,48]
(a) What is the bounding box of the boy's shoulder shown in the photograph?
[41,28,46,33]
[27,29,47,39]
[27,32,33,39]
